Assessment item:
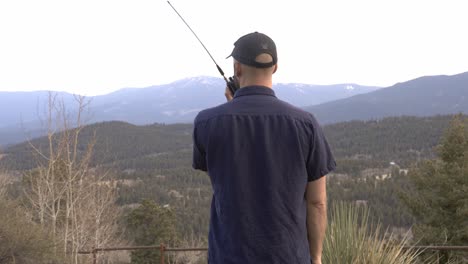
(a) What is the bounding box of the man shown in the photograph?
[192,32,336,264]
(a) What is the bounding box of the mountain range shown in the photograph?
[307,72,468,124]
[1,71,468,147]
[0,77,378,146]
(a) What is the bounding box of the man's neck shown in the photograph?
[239,78,273,89]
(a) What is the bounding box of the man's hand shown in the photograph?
[225,86,233,101]
[311,258,322,264]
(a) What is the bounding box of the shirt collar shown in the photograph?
[233,86,277,99]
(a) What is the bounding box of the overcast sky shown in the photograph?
[1,0,467,96]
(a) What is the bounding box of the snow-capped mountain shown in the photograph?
[88,76,379,124]
[3,72,468,146]
[0,76,379,146]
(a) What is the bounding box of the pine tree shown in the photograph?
[401,115,468,261]
[126,199,179,264]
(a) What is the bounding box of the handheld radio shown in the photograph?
[167,1,240,95]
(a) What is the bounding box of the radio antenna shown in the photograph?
[167,1,227,78]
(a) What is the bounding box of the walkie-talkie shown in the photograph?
[167,1,240,95]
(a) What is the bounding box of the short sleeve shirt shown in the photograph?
[193,86,336,264]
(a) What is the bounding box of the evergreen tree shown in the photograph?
[401,115,468,261]
[126,199,179,264]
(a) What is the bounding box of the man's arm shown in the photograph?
[192,123,207,172]
[306,176,327,264]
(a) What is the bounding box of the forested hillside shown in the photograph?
[1,115,453,172]
[1,115,463,240]
[324,115,452,173]
[0,121,193,170]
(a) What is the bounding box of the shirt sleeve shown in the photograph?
[306,117,336,181]
[192,122,207,172]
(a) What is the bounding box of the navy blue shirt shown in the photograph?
[193,86,336,264]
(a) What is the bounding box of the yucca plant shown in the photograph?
[323,202,437,264]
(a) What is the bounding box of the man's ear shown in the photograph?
[272,64,278,74]
[234,61,242,78]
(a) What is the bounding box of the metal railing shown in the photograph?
[79,244,468,264]
[79,244,208,264]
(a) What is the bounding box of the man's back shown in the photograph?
[193,86,335,264]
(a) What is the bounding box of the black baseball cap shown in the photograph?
[227,32,277,68]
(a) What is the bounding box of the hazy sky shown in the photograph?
[1,0,467,95]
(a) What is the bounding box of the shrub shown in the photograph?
[0,199,62,264]
[323,202,430,264]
